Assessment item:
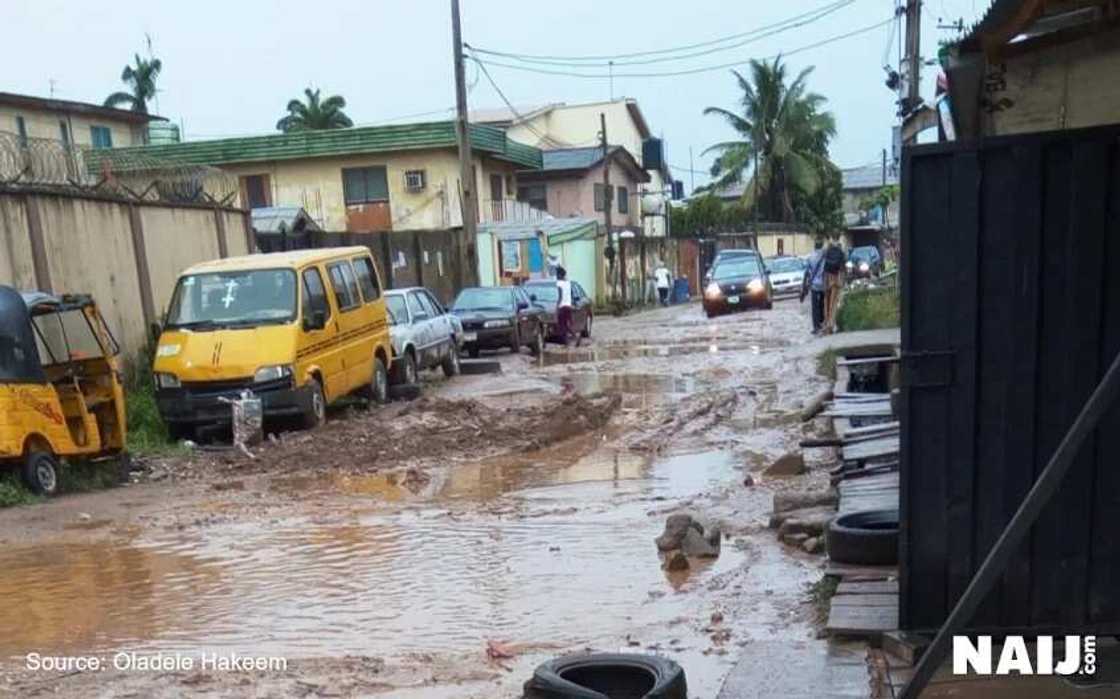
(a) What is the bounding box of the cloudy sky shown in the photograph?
[6,0,986,190]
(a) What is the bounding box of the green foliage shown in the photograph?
[124,349,184,456]
[703,57,839,225]
[837,288,901,332]
[670,194,754,237]
[809,575,840,625]
[0,473,41,508]
[277,88,354,132]
[858,184,900,228]
[104,53,162,113]
[816,348,838,381]
[794,160,844,236]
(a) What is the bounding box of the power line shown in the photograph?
[472,18,895,79]
[467,0,855,68]
[467,0,855,63]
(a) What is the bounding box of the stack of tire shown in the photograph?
[826,509,899,565]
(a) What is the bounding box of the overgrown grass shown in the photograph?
[836,288,900,332]
[0,473,42,508]
[809,574,840,625]
[125,348,184,457]
[816,348,838,381]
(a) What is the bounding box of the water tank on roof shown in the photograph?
[641,194,665,215]
[642,138,663,171]
[147,122,181,145]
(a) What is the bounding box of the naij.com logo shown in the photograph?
[953,635,1096,676]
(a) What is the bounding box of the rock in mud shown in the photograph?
[681,528,720,557]
[773,490,838,513]
[764,452,807,476]
[783,532,810,547]
[743,474,756,487]
[655,513,703,551]
[777,509,832,539]
[663,550,690,571]
[803,537,824,554]
[768,505,836,530]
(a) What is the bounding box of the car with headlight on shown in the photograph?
[385,287,463,384]
[846,245,883,279]
[702,255,773,318]
[765,256,806,297]
[703,248,763,284]
[450,286,546,357]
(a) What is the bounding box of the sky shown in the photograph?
[5,0,987,192]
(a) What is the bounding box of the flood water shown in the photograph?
[0,448,745,663]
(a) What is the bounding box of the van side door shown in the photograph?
[299,265,345,399]
[325,260,366,392]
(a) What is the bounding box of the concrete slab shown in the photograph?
[717,640,869,698]
[458,358,502,375]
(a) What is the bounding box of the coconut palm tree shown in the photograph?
[276,88,353,133]
[104,54,162,114]
[703,57,837,223]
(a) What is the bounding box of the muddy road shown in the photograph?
[0,297,844,698]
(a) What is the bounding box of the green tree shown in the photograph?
[276,88,353,133]
[104,54,162,114]
[794,160,844,236]
[702,57,837,223]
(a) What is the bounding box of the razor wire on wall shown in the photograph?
[0,130,239,207]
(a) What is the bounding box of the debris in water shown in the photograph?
[486,640,516,660]
[663,550,689,571]
[764,451,806,476]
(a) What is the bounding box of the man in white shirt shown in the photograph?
[654,262,672,306]
[555,267,575,346]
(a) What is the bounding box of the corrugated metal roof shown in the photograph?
[479,216,597,243]
[842,163,899,190]
[251,206,322,234]
[89,120,542,170]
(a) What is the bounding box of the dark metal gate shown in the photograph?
[900,124,1120,633]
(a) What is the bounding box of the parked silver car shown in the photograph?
[765,256,806,296]
[385,287,463,384]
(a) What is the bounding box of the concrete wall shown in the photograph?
[0,105,146,148]
[756,231,815,257]
[984,26,1120,137]
[0,187,251,360]
[224,149,520,232]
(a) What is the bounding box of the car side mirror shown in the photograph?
[529,294,537,302]
[303,309,326,331]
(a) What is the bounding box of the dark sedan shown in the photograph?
[522,279,593,342]
[846,245,883,279]
[451,286,546,357]
[702,255,773,318]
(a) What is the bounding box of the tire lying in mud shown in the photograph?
[826,509,899,565]
[523,653,686,699]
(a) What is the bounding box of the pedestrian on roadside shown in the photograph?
[822,241,846,334]
[654,261,672,307]
[555,266,577,347]
[801,240,826,333]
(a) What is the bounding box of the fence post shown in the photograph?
[241,210,255,253]
[379,233,394,289]
[23,195,52,292]
[126,203,158,333]
[213,208,229,258]
[413,230,425,287]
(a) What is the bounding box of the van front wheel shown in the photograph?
[301,378,326,429]
[22,450,59,496]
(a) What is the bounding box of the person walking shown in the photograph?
[654,261,672,307]
[801,240,826,333]
[822,241,846,334]
[555,267,577,347]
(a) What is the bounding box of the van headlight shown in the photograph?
[155,372,180,389]
[484,319,510,328]
[705,282,722,298]
[859,262,870,272]
[254,364,293,383]
[846,260,854,270]
[747,278,765,294]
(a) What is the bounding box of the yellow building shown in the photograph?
[95,121,542,232]
[0,91,159,149]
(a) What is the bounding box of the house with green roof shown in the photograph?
[89,120,542,232]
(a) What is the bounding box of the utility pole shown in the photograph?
[688,146,695,194]
[903,0,922,119]
[882,148,887,186]
[600,113,622,302]
[451,0,479,258]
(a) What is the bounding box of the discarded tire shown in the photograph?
[826,509,898,565]
[523,653,686,699]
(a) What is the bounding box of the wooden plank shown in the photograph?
[1089,140,1120,624]
[944,149,981,615]
[827,603,899,637]
[824,561,898,579]
[842,421,900,437]
[837,356,898,367]
[837,580,899,595]
[830,593,899,607]
[841,436,900,461]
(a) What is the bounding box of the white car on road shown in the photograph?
[385,287,463,384]
[765,256,807,297]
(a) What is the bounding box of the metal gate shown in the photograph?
[900,124,1120,633]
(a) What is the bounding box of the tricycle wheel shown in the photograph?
[22,450,59,496]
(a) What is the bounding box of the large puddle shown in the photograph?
[0,448,745,663]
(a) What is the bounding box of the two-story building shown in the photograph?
[0,91,162,149]
[95,120,541,232]
[841,162,899,252]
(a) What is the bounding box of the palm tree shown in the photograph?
[703,57,836,223]
[276,88,353,133]
[104,54,162,114]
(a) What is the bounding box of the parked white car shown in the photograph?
[765,256,807,297]
[385,287,463,384]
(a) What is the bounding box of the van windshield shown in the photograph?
[166,269,297,330]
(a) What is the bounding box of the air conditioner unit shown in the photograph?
[404,169,426,191]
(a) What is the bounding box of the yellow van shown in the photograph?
[152,247,391,440]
